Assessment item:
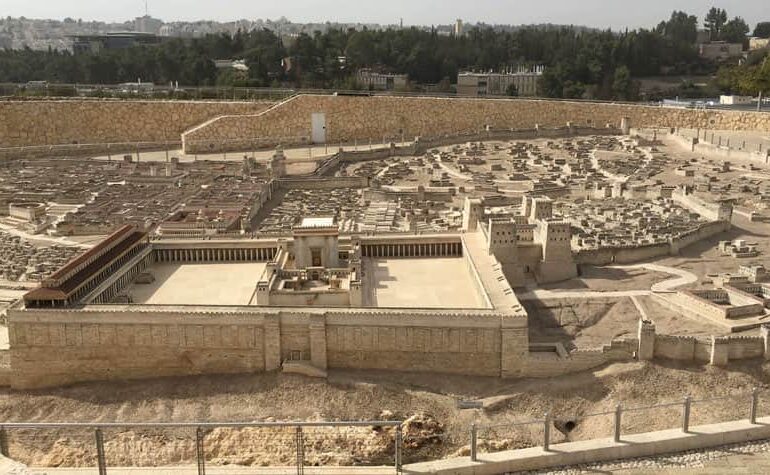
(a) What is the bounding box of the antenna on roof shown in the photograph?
[145,0,149,16]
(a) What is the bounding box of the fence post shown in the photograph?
[395,424,403,474]
[0,426,8,457]
[614,404,622,442]
[95,428,107,475]
[296,426,304,475]
[196,427,206,475]
[682,396,691,433]
[751,387,760,424]
[543,412,551,451]
[469,423,477,461]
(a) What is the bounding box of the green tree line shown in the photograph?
[0,8,766,100]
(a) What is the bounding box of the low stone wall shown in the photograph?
[669,132,770,165]
[525,340,637,378]
[276,175,369,190]
[182,94,770,153]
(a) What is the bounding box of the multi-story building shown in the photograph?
[457,67,544,97]
[134,15,163,35]
[68,32,163,54]
[698,41,743,61]
[749,37,770,51]
[355,69,408,91]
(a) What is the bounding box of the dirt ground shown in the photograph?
[539,266,669,292]
[1,362,770,468]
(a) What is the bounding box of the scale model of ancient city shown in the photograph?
[3,92,770,473]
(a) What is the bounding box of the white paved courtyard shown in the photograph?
[126,263,267,305]
[363,257,488,309]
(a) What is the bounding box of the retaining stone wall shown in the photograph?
[0,100,270,149]
[182,95,770,153]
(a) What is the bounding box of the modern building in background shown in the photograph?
[749,37,770,51]
[134,15,163,35]
[355,69,408,91]
[457,66,544,97]
[68,32,163,54]
[698,41,743,61]
[454,19,464,37]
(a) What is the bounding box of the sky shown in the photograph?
[3,0,768,31]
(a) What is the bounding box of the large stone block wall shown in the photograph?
[6,306,522,388]
[182,95,770,153]
[8,311,267,389]
[0,100,271,148]
[324,311,511,377]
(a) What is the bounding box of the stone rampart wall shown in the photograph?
[653,334,701,361]
[575,220,728,266]
[182,95,770,153]
[276,176,369,190]
[727,336,765,360]
[7,311,267,388]
[643,324,770,365]
[6,306,516,388]
[0,100,270,149]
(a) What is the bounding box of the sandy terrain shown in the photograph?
[1,361,770,469]
[539,266,669,292]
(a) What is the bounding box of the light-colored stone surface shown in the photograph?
[126,263,267,305]
[364,257,486,308]
[182,95,770,153]
[0,100,271,148]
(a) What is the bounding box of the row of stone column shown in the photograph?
[93,253,152,304]
[362,242,462,258]
[72,243,147,303]
[155,247,276,263]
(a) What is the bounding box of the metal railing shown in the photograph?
[468,387,765,462]
[0,420,404,474]
[1,388,769,472]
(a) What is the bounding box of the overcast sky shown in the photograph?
[3,0,768,30]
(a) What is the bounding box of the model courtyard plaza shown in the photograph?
[3,95,770,473]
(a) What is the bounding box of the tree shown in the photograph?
[721,17,749,43]
[753,22,770,39]
[704,7,728,41]
[660,11,698,44]
[612,65,634,100]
